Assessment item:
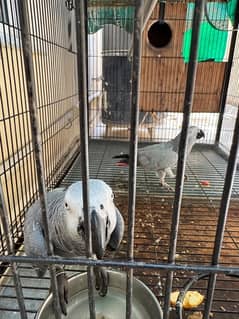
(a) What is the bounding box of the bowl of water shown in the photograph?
[36,270,163,319]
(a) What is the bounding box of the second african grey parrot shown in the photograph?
[113,126,205,191]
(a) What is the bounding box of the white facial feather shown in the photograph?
[64,180,116,238]
[186,126,202,153]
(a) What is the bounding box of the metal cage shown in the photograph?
[0,1,239,319]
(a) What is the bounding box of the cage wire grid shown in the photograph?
[0,0,239,319]
[1,195,239,319]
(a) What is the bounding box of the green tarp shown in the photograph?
[182,0,237,63]
[88,7,134,34]
[87,2,237,62]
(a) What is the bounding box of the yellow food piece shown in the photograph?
[170,291,181,306]
[170,291,204,309]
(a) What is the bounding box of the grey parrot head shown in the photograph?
[180,126,205,156]
[188,126,205,140]
[64,179,124,259]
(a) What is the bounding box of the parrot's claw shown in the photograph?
[160,181,174,192]
[50,268,69,316]
[94,266,109,297]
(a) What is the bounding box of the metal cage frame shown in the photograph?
[0,1,239,319]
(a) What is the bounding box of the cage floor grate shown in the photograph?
[61,140,239,199]
[1,141,239,318]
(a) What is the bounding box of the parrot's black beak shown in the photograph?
[91,210,106,259]
[196,129,205,139]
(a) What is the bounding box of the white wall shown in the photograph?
[88,29,103,100]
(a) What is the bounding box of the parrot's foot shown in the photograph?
[165,167,176,179]
[50,268,69,316]
[184,174,189,181]
[160,181,174,192]
[94,266,109,297]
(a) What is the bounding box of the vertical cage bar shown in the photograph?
[0,182,27,319]
[143,0,158,29]
[163,1,205,318]
[126,1,143,319]
[204,106,239,319]
[215,0,239,145]
[17,1,62,318]
[29,0,50,185]
[75,1,96,318]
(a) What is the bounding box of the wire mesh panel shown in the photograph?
[0,1,239,319]
[88,0,238,143]
[219,32,239,155]
[0,0,79,250]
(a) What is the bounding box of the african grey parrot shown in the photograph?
[24,179,124,315]
[113,126,205,191]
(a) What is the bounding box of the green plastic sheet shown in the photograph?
[88,7,134,34]
[182,0,236,63]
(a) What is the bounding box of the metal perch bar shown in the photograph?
[17,1,62,318]
[163,1,205,318]
[0,255,239,275]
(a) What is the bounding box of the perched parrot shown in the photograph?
[113,126,205,191]
[24,179,124,315]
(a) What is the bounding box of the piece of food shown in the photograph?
[200,180,210,186]
[170,291,204,309]
[170,291,180,306]
[115,162,129,167]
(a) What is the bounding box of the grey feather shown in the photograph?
[24,180,124,273]
[113,126,205,190]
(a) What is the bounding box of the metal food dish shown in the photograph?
[36,270,163,319]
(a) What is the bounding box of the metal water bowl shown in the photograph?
[36,270,163,319]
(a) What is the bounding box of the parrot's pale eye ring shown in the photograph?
[100,204,104,210]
